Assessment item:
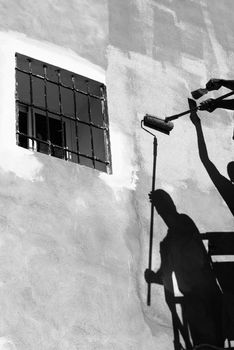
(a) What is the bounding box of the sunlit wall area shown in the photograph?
[0,1,233,349]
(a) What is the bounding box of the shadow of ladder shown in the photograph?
[164,231,234,350]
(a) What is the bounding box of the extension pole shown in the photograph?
[165,90,234,122]
[147,136,157,306]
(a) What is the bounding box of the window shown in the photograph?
[15,53,111,173]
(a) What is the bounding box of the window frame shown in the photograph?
[15,53,112,174]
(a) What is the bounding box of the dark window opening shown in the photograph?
[15,53,112,173]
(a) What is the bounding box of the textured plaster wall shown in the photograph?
[0,0,233,350]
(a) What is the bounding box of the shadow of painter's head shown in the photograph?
[227,161,234,183]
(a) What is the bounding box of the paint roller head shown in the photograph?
[143,114,174,135]
[191,88,208,100]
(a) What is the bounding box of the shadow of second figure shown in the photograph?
[145,189,224,348]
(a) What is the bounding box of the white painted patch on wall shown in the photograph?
[0,148,43,181]
[99,126,139,198]
[0,31,105,181]
[181,55,207,78]
[0,337,17,350]
[201,4,229,77]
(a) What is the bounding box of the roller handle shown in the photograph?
[147,136,157,306]
[165,90,234,122]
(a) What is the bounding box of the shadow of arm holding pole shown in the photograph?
[188,98,234,216]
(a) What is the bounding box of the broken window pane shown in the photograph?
[18,110,28,149]
[49,114,65,159]
[35,113,49,154]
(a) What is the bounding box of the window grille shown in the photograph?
[15,53,112,173]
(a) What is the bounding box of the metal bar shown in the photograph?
[15,55,20,146]
[101,84,112,174]
[86,80,95,169]
[16,131,109,165]
[43,65,51,155]
[57,70,67,159]
[28,59,35,150]
[72,75,80,163]
[16,67,103,100]
[16,100,108,131]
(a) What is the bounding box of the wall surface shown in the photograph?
[0,0,233,349]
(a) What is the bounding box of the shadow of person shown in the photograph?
[189,98,234,216]
[145,189,224,347]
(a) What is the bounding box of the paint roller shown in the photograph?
[191,88,209,100]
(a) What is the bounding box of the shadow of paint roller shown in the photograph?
[191,88,209,100]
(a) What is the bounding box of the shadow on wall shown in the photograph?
[189,98,234,217]
[144,96,234,349]
[145,189,224,348]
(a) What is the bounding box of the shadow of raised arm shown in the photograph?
[189,98,234,216]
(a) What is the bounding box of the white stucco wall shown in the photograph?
[0,1,233,349]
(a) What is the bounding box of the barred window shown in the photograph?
[15,53,111,173]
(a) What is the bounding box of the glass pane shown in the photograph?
[16,54,29,72]
[95,161,107,173]
[92,127,105,161]
[16,71,30,103]
[61,87,74,117]
[61,70,73,88]
[90,97,103,126]
[32,77,45,108]
[32,59,44,76]
[79,156,93,169]
[77,123,92,156]
[47,82,60,113]
[65,119,77,153]
[88,80,103,97]
[18,110,28,148]
[74,75,87,93]
[76,92,89,122]
[46,66,58,83]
